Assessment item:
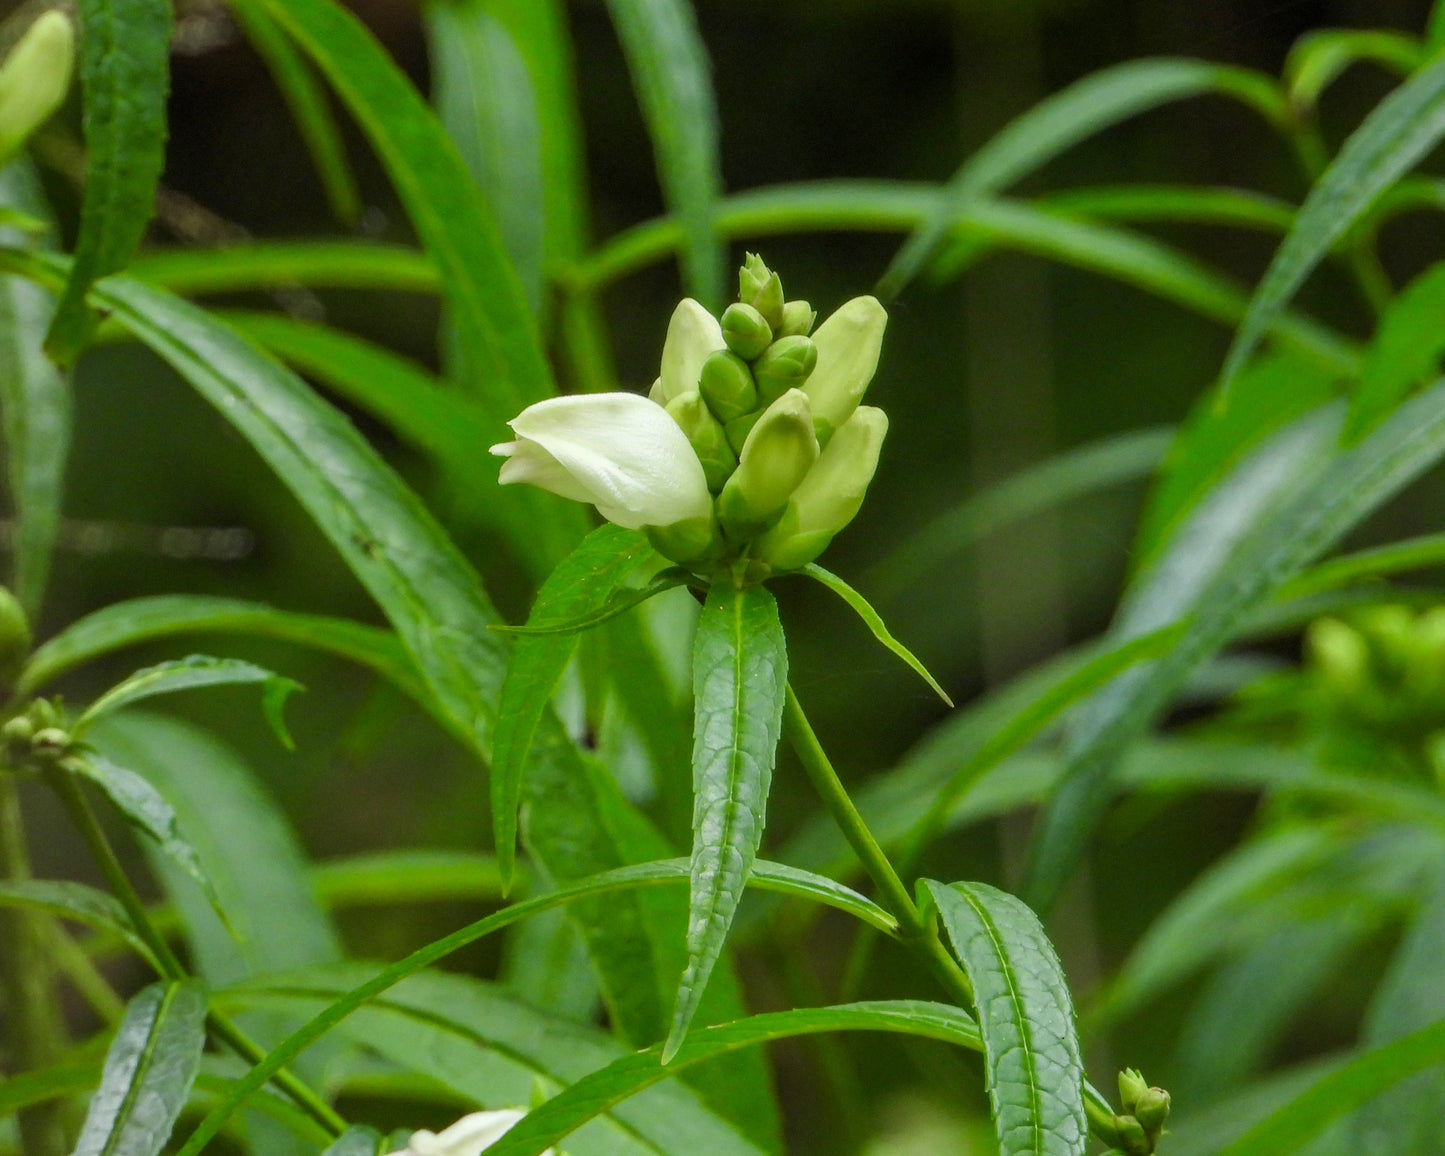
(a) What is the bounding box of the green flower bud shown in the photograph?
[739,253,785,331]
[754,406,887,571]
[1118,1069,1149,1115]
[699,349,759,423]
[0,12,75,167]
[803,296,887,444]
[0,585,30,683]
[723,410,762,455]
[779,299,816,337]
[31,726,70,761]
[27,699,59,731]
[1112,1115,1150,1156]
[753,335,818,404]
[2,715,33,762]
[721,302,773,360]
[717,389,818,539]
[1309,618,1369,698]
[1133,1086,1170,1134]
[666,390,738,493]
[646,513,723,567]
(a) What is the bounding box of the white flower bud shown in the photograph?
[656,298,726,405]
[385,1109,555,1156]
[803,296,887,445]
[717,389,818,538]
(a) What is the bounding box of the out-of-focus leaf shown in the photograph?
[130,242,439,296]
[1269,531,1445,604]
[603,0,723,306]
[227,0,361,226]
[0,161,69,620]
[71,981,207,1156]
[320,1127,384,1156]
[427,0,546,315]
[1346,262,1445,440]
[44,0,172,363]
[879,57,1286,297]
[483,1001,983,1156]
[666,580,787,1060]
[924,880,1086,1156]
[0,879,154,967]
[311,850,505,909]
[1285,29,1424,113]
[1220,53,1445,398]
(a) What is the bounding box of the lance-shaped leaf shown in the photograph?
[44,0,172,363]
[923,879,1087,1156]
[1346,261,1445,441]
[322,1127,386,1156]
[491,524,655,887]
[73,655,302,746]
[665,580,787,1060]
[1220,52,1445,398]
[71,981,207,1156]
[0,879,155,968]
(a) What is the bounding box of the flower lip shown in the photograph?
[491,392,713,530]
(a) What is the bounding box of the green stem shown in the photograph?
[0,775,71,1156]
[782,685,1124,1147]
[45,765,346,1140]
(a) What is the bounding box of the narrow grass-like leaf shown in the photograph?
[1433,2,1445,51]
[1271,530,1445,602]
[68,754,225,923]
[667,580,788,1060]
[870,427,1173,601]
[130,242,439,296]
[427,0,546,315]
[321,1126,385,1156]
[235,965,768,1156]
[800,564,952,705]
[1284,29,1424,113]
[1346,262,1445,440]
[485,1001,982,1156]
[1220,53,1445,398]
[0,879,154,967]
[227,0,361,226]
[172,858,892,1156]
[74,655,300,741]
[0,1055,105,1118]
[44,0,172,363]
[0,162,70,620]
[492,525,654,886]
[71,980,207,1156]
[604,0,723,306]
[254,0,553,419]
[879,57,1286,298]
[311,849,506,909]
[924,880,1086,1156]
[492,570,692,635]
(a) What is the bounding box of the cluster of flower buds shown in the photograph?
[491,255,888,580]
[0,10,74,168]
[2,698,72,772]
[1105,1069,1171,1156]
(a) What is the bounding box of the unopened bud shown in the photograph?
[1118,1069,1149,1115]
[699,349,758,423]
[1134,1086,1170,1134]
[753,335,818,404]
[0,585,30,682]
[31,726,69,760]
[724,410,761,455]
[717,389,818,538]
[656,298,726,405]
[666,391,738,493]
[755,406,887,570]
[0,12,75,166]
[803,295,887,444]
[779,299,816,337]
[2,715,33,759]
[721,302,773,360]
[646,513,723,567]
[1309,618,1368,698]
[739,254,785,331]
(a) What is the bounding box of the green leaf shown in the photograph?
[666,580,787,1061]
[254,0,552,420]
[923,880,1086,1156]
[1285,29,1424,113]
[603,0,724,307]
[0,1054,105,1118]
[1433,2,1445,51]
[878,57,1285,298]
[68,753,225,925]
[492,570,693,635]
[72,981,207,1156]
[483,1001,983,1156]
[492,524,655,886]
[800,564,952,705]
[427,0,547,316]
[233,965,769,1156]
[320,1126,384,1156]
[311,850,506,910]
[171,858,888,1156]
[130,242,439,296]
[20,594,431,717]
[1220,53,1445,398]
[0,162,70,621]
[73,655,301,743]
[44,0,172,364]
[1347,262,1445,440]
[227,0,361,226]
[0,879,155,968]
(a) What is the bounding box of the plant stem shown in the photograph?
[45,764,347,1140]
[782,685,1125,1147]
[0,774,71,1156]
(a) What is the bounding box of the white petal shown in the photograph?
[658,299,725,404]
[504,393,712,529]
[409,1110,526,1156]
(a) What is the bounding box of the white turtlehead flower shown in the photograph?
[649,298,726,406]
[490,392,713,530]
[385,1109,555,1156]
